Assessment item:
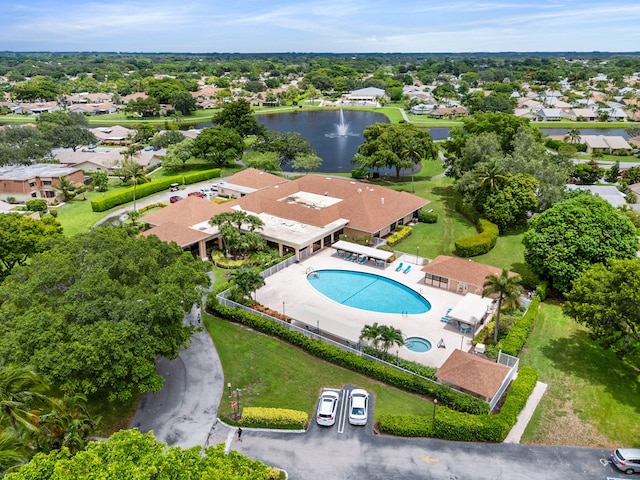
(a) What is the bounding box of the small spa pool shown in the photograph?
[307,269,431,314]
[404,337,432,353]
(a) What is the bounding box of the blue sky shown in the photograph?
[2,0,639,53]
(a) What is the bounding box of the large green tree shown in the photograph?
[162,138,194,173]
[0,228,210,400]
[0,213,62,278]
[253,131,313,167]
[5,429,278,480]
[523,193,638,293]
[564,259,640,359]
[356,123,437,179]
[483,174,539,232]
[211,99,266,138]
[192,126,244,168]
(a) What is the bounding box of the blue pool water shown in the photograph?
[404,337,432,353]
[307,269,431,314]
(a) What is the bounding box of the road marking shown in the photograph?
[336,388,348,434]
[422,456,440,463]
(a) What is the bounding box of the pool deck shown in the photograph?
[256,250,483,368]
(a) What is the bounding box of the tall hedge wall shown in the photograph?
[206,290,488,415]
[454,219,499,257]
[91,169,221,212]
[379,366,538,442]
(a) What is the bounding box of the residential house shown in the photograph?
[340,87,386,106]
[565,184,628,208]
[68,103,118,115]
[580,135,632,154]
[534,108,564,121]
[92,126,135,145]
[410,104,434,115]
[11,101,61,115]
[0,164,85,204]
[54,148,164,173]
[429,106,468,118]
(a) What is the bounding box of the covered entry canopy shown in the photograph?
[289,305,361,343]
[448,293,494,326]
[332,240,394,262]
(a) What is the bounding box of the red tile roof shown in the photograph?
[422,256,515,289]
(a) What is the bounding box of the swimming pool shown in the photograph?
[307,269,431,314]
[404,337,432,353]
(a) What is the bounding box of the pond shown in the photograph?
[256,110,390,173]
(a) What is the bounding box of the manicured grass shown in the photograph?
[54,192,114,236]
[389,177,476,259]
[520,302,640,448]
[206,314,434,421]
[473,226,527,272]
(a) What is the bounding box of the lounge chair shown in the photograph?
[403,265,411,274]
[395,262,404,272]
[440,316,452,323]
[351,254,359,262]
[336,249,345,257]
[358,256,368,265]
[344,253,354,261]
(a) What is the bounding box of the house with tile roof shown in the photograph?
[0,164,85,204]
[421,255,516,296]
[142,172,429,261]
[580,135,632,154]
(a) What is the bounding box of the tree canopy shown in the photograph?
[355,123,437,179]
[523,193,638,293]
[192,126,244,168]
[0,213,62,278]
[252,131,313,167]
[211,99,266,138]
[564,259,640,359]
[5,429,278,480]
[0,228,210,401]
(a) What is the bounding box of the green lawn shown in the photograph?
[520,302,640,448]
[206,314,434,421]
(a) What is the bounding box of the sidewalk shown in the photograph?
[504,381,547,443]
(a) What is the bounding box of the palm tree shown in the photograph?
[482,269,523,343]
[0,365,49,437]
[0,429,25,473]
[474,159,507,191]
[230,265,265,303]
[378,325,404,354]
[564,128,582,144]
[359,323,383,350]
[119,159,148,214]
[53,176,77,202]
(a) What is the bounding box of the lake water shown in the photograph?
[256,110,389,173]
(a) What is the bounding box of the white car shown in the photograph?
[348,389,369,425]
[316,389,340,426]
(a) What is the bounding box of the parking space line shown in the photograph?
[336,388,348,434]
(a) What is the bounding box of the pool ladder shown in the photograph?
[306,267,318,278]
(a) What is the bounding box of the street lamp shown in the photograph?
[236,388,241,419]
[227,382,231,398]
[416,246,420,265]
[316,319,320,334]
[282,301,285,319]
[433,399,438,422]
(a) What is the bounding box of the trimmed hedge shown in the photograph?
[240,407,307,429]
[500,297,540,357]
[91,169,221,212]
[386,225,412,247]
[454,219,499,257]
[379,366,538,442]
[418,210,438,223]
[361,345,437,379]
[207,290,488,415]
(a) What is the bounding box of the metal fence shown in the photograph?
[488,351,520,411]
[259,255,298,279]
[216,289,475,399]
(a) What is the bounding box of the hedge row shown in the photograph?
[386,226,412,247]
[454,219,499,257]
[240,407,308,429]
[418,210,438,223]
[500,297,540,357]
[207,291,488,415]
[91,169,221,212]
[379,366,538,442]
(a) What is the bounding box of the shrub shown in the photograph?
[500,297,540,357]
[386,226,412,247]
[206,290,487,415]
[454,219,499,257]
[91,169,220,212]
[351,167,368,179]
[418,209,438,223]
[535,281,548,301]
[379,366,538,441]
[240,407,307,429]
[26,199,48,212]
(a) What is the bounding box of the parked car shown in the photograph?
[316,389,340,426]
[612,448,640,474]
[211,183,219,191]
[348,389,369,425]
[144,146,155,151]
[169,195,183,203]
[169,183,180,192]
[188,192,205,198]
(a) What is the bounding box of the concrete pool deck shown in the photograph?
[256,250,485,368]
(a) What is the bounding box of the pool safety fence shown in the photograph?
[259,255,298,279]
